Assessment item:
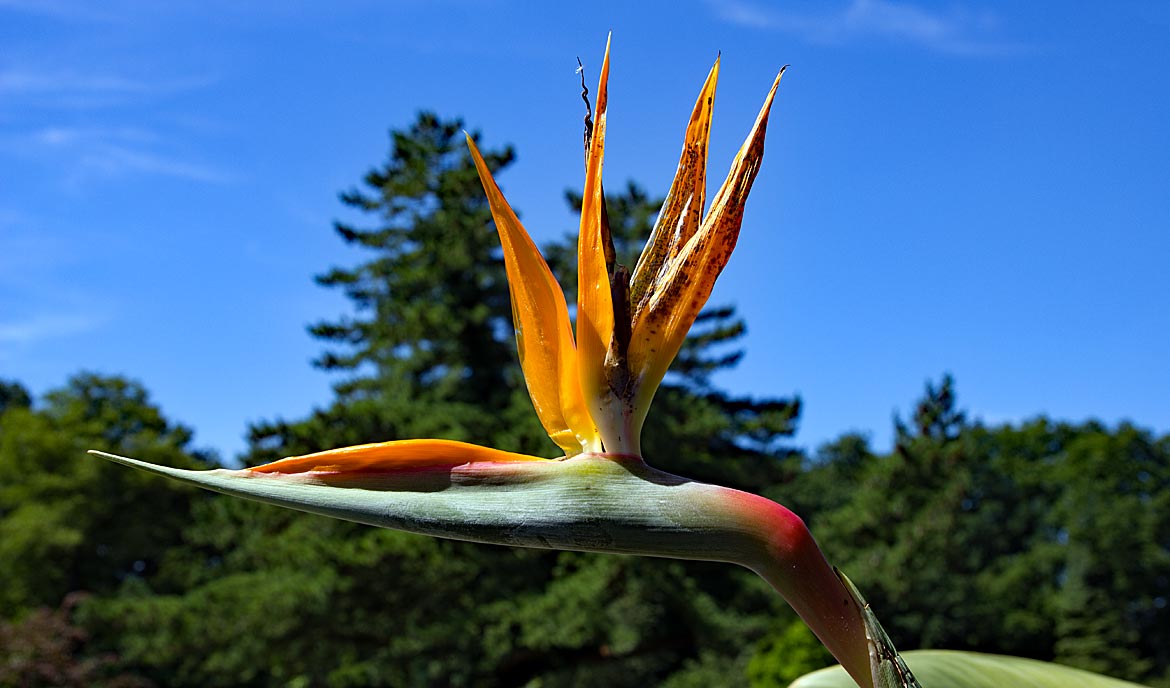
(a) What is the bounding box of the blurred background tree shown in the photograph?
[0,374,208,686]
[799,377,1170,686]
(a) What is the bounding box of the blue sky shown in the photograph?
[2,0,1167,462]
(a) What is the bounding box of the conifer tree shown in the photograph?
[310,113,516,406]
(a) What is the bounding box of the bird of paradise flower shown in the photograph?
[92,38,917,688]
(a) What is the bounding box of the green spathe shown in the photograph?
[89,448,875,686]
[88,450,761,560]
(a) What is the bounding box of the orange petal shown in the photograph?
[248,438,546,475]
[576,35,615,422]
[466,135,600,454]
[629,67,785,413]
[630,55,719,308]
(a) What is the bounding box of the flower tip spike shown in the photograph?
[88,449,180,479]
[577,37,621,450]
[630,53,720,307]
[628,65,785,421]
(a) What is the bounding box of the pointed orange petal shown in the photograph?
[629,68,785,412]
[576,36,615,420]
[630,55,719,308]
[248,439,547,475]
[466,135,599,454]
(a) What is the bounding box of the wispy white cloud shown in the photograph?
[0,313,104,344]
[0,57,228,181]
[32,125,157,146]
[712,0,1022,56]
[0,70,147,95]
[0,68,213,108]
[6,125,235,184]
[0,59,228,183]
[74,142,234,183]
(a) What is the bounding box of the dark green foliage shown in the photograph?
[747,619,834,687]
[804,376,1170,686]
[0,374,206,686]
[0,374,208,616]
[1050,425,1170,680]
[89,504,553,687]
[0,379,31,414]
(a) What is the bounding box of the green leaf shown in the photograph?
[788,650,1151,688]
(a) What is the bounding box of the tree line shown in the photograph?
[1,114,1166,687]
